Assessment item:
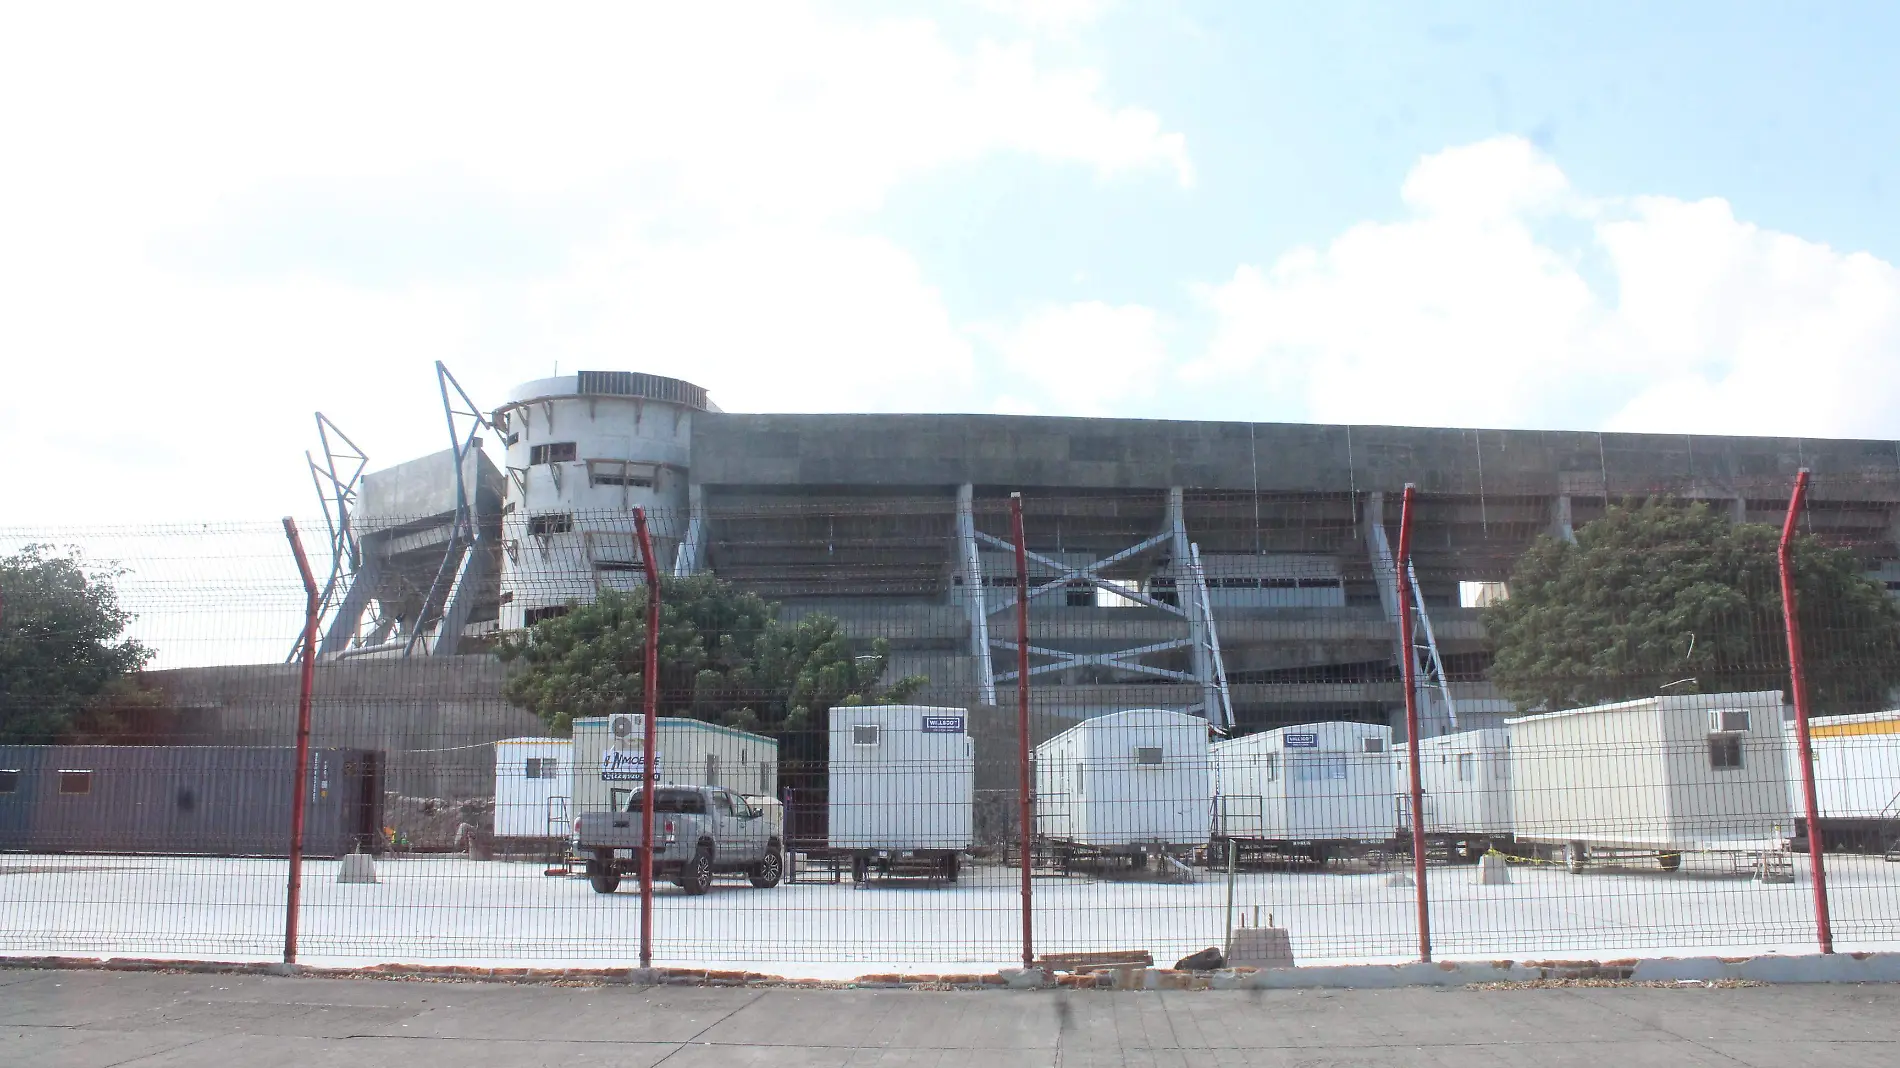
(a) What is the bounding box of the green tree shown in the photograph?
[0,545,154,742]
[1483,498,1900,715]
[496,574,926,735]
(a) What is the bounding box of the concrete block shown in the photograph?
[1000,968,1047,989]
[1228,927,1295,969]
[337,852,378,884]
[1477,853,1511,885]
[1385,871,1414,887]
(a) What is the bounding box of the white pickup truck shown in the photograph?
[573,784,784,895]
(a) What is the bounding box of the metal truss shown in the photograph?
[959,486,1234,727]
[289,413,371,661]
[404,361,492,657]
[1365,492,1459,736]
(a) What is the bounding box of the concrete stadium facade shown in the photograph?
[345,370,1900,736]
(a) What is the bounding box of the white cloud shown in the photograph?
[1183,137,1900,439]
[980,301,1168,416]
[0,1,1188,522]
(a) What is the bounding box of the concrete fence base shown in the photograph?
[5,952,1899,991]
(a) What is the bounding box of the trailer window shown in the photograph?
[525,757,558,780]
[852,725,880,746]
[1708,735,1744,771]
[1133,746,1164,766]
[59,770,92,795]
[1362,737,1387,754]
[1292,755,1348,782]
[1456,753,1475,782]
[0,770,18,794]
[758,761,772,794]
[1262,752,1279,782]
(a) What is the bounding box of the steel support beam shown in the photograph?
[956,484,997,705]
[1169,487,1220,722]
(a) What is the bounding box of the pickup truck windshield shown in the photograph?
[622,790,706,815]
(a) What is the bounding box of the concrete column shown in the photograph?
[430,538,487,657]
[319,548,383,655]
[671,483,706,577]
[1550,495,1577,543]
[1731,496,1749,525]
[956,484,996,706]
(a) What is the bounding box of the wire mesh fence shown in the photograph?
[3,476,1899,978]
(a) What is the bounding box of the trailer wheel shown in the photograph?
[750,847,784,889]
[1564,842,1587,874]
[851,855,870,884]
[940,853,960,883]
[1658,851,1682,873]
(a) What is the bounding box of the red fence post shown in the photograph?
[634,507,661,970]
[1394,485,1432,963]
[1010,492,1035,972]
[1780,469,1834,954]
[281,517,320,966]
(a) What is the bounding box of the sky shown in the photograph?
[4,0,1900,525]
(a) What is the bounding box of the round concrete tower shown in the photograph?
[492,371,711,630]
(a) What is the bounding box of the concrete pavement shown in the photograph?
[4,967,1898,1067]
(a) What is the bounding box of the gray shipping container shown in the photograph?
[0,745,383,858]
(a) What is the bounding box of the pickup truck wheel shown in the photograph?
[680,849,714,895]
[588,866,621,894]
[749,848,784,889]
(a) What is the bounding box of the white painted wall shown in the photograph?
[828,704,974,851]
[1509,691,1792,850]
[1213,721,1394,843]
[1034,708,1211,848]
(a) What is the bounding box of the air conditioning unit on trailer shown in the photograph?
[1709,708,1751,734]
[610,714,642,746]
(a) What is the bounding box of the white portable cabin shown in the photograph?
[1212,721,1394,844]
[569,715,778,818]
[828,704,974,852]
[1392,728,1513,837]
[1034,709,1211,851]
[493,738,574,839]
[1785,709,1900,822]
[1508,690,1794,852]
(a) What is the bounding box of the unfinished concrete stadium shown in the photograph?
[294,367,1900,738]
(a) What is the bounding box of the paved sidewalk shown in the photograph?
[5,967,1898,1067]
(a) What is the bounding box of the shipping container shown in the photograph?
[493,737,573,840]
[1508,690,1794,872]
[0,745,382,858]
[825,704,973,881]
[1212,721,1394,862]
[1034,709,1210,857]
[568,716,777,819]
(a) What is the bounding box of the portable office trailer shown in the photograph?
[493,738,573,840]
[1508,690,1794,872]
[0,745,382,858]
[826,704,974,881]
[1211,721,1394,862]
[1034,709,1210,859]
[1784,709,1900,853]
[1392,728,1513,860]
[569,716,778,819]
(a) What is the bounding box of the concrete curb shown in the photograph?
[4,952,1897,991]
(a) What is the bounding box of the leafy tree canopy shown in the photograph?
[1483,498,1900,715]
[496,573,926,735]
[0,545,154,742]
